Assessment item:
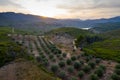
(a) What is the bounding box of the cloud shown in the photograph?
[0,0,23,8]
[57,0,120,12]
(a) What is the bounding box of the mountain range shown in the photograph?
[0,12,120,32]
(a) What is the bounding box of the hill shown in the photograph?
[45,27,93,54]
[46,27,92,38]
[0,59,58,80]
[90,22,120,33]
[0,27,59,80]
[84,29,120,62]
[0,12,120,33]
[0,12,63,33]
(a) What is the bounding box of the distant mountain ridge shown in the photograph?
[0,12,120,32]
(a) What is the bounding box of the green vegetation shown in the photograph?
[59,61,65,68]
[91,22,120,33]
[84,39,120,62]
[46,27,92,38]
[83,65,91,73]
[90,74,99,80]
[51,65,59,73]
[0,27,29,67]
[78,71,84,78]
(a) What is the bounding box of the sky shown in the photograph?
[0,0,120,20]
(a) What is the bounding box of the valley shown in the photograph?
[0,13,120,80]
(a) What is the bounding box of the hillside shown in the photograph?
[0,12,63,33]
[90,22,120,33]
[0,59,58,80]
[0,12,120,33]
[103,29,120,39]
[0,27,26,67]
[45,27,92,54]
[84,29,120,62]
[10,32,119,80]
[0,27,59,80]
[46,27,92,38]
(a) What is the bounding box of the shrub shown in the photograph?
[49,54,54,59]
[51,65,58,73]
[56,54,61,58]
[95,58,101,64]
[78,71,84,78]
[83,65,91,73]
[59,61,65,67]
[99,65,106,71]
[52,58,56,62]
[79,60,84,65]
[36,56,42,62]
[70,76,77,80]
[43,61,49,66]
[59,57,63,60]
[111,73,120,80]
[88,62,96,69]
[41,55,46,59]
[59,71,66,79]
[95,67,104,77]
[85,57,90,62]
[66,59,72,65]
[62,53,67,57]
[71,56,76,61]
[67,66,74,73]
[74,61,81,70]
[114,69,120,75]
[90,74,99,80]
[77,55,81,59]
[115,64,120,69]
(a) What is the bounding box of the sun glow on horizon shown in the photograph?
[0,0,120,19]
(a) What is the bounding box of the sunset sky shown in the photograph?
[0,0,120,19]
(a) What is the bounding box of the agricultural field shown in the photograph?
[11,33,119,80]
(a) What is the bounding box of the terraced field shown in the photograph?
[11,34,118,80]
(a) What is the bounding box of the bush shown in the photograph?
[66,59,72,65]
[41,55,46,59]
[43,61,49,66]
[51,65,58,73]
[70,76,77,80]
[71,56,76,61]
[95,58,101,64]
[74,61,81,70]
[59,61,65,67]
[77,55,81,59]
[111,73,120,80]
[99,65,106,71]
[95,67,104,77]
[67,66,74,73]
[78,71,84,78]
[62,53,67,57]
[90,74,99,80]
[56,54,61,58]
[49,54,54,59]
[59,57,63,60]
[36,56,42,62]
[114,69,120,75]
[59,71,66,79]
[52,58,56,62]
[79,60,84,65]
[88,62,96,69]
[85,56,90,62]
[83,65,91,73]
[115,64,120,69]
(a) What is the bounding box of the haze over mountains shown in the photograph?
[0,12,120,32]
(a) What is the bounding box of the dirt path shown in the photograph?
[30,35,39,57]
[0,63,16,80]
